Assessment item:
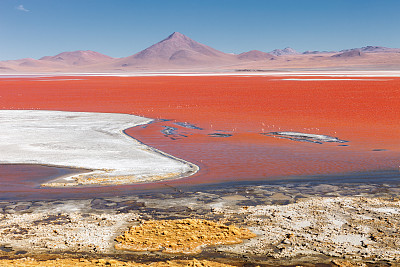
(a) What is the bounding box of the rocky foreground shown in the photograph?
[0,182,400,266]
[0,258,236,266]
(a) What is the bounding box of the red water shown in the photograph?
[0,75,399,199]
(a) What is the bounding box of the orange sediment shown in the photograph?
[114,219,256,254]
[0,258,235,266]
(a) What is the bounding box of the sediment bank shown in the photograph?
[1,181,399,266]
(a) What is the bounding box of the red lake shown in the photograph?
[0,75,399,199]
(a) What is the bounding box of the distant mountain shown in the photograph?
[2,57,67,70]
[340,46,400,53]
[332,50,365,58]
[14,58,45,67]
[237,50,276,61]
[0,62,15,72]
[303,50,336,55]
[1,33,400,72]
[40,50,113,66]
[115,32,235,67]
[270,47,299,56]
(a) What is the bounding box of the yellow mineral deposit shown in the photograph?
[115,219,256,254]
[0,258,235,266]
[42,172,182,187]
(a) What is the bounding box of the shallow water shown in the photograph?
[128,120,399,187]
[0,164,75,189]
[0,75,399,200]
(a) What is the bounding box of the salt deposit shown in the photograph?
[0,110,197,186]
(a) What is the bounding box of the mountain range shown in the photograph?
[1,32,400,72]
[340,46,400,53]
[270,47,299,56]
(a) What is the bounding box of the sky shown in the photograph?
[0,0,399,60]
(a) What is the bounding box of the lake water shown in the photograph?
[0,75,399,200]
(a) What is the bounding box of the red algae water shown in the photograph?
[0,75,399,199]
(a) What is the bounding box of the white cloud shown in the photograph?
[16,4,30,12]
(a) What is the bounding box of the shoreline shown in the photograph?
[0,110,199,188]
[41,122,199,187]
[1,163,398,202]
[1,69,400,78]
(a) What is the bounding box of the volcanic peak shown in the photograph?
[131,32,227,61]
[164,31,190,41]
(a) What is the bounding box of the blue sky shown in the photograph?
[0,0,399,60]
